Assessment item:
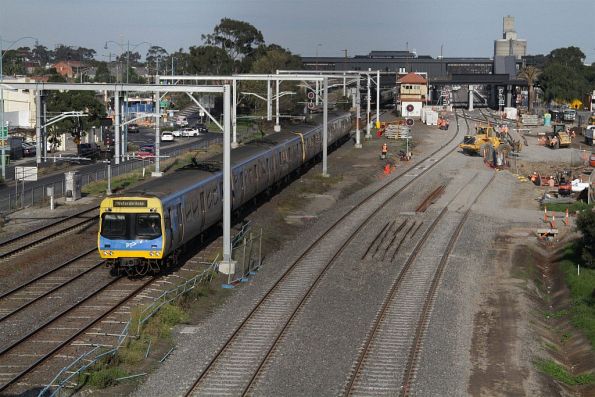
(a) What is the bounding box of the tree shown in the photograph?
[31,44,52,66]
[576,210,595,268]
[539,47,592,105]
[187,45,232,75]
[517,66,541,113]
[94,62,112,83]
[46,91,106,147]
[146,46,168,75]
[202,18,264,62]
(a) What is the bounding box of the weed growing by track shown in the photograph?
[541,202,593,213]
[559,245,595,349]
[535,359,594,385]
[78,277,219,390]
[82,171,149,195]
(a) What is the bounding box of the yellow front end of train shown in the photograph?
[98,196,166,263]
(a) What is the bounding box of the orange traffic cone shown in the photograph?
[383,163,391,176]
[564,208,569,226]
[551,214,557,229]
[544,206,548,223]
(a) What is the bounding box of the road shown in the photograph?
[0,127,221,213]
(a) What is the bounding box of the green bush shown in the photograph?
[82,366,127,389]
[576,209,595,268]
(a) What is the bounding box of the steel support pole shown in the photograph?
[266,80,272,121]
[355,77,362,148]
[315,80,320,106]
[35,90,42,164]
[42,100,47,161]
[322,77,329,177]
[468,85,474,111]
[107,163,112,195]
[366,70,371,139]
[343,73,346,96]
[114,93,120,164]
[0,36,5,180]
[220,84,235,274]
[152,90,162,176]
[232,78,238,148]
[121,95,127,159]
[275,78,280,131]
[376,70,380,128]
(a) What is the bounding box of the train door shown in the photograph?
[199,191,205,232]
[166,208,173,251]
[176,203,184,243]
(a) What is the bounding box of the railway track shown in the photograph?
[0,206,99,259]
[343,172,495,396]
[0,248,100,321]
[182,117,465,396]
[0,272,155,392]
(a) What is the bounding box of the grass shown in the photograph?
[81,171,147,196]
[79,359,127,389]
[535,359,595,385]
[541,201,593,213]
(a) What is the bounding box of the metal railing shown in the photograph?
[224,227,263,287]
[39,257,219,397]
[1,136,223,213]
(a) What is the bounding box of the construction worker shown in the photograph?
[530,172,540,186]
[381,143,388,159]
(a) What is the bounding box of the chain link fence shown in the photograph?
[1,136,222,214]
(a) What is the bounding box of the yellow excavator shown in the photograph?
[459,125,509,157]
[545,124,572,149]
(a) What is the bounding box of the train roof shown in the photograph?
[122,112,350,200]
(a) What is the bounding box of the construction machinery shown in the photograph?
[459,124,509,157]
[545,123,572,149]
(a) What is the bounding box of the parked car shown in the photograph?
[137,143,155,159]
[127,123,140,133]
[180,127,201,137]
[79,143,100,159]
[195,123,209,134]
[22,142,36,157]
[161,132,174,142]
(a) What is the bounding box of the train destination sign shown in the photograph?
[113,200,148,207]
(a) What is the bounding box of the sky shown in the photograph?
[1,0,594,63]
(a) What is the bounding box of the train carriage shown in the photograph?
[98,113,352,275]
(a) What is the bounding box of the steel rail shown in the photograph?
[0,276,156,392]
[0,210,98,259]
[0,256,103,322]
[400,173,495,396]
[0,248,96,300]
[184,116,464,396]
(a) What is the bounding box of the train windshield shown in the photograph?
[100,213,162,239]
[135,214,162,239]
[101,214,127,238]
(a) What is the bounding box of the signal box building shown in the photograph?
[396,72,428,118]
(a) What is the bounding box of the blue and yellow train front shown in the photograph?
[98,196,166,274]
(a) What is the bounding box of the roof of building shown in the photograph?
[398,72,427,84]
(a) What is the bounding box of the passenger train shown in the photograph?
[98,113,353,275]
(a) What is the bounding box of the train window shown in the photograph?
[100,214,127,238]
[135,214,162,239]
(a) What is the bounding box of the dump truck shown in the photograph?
[459,124,508,157]
[545,124,572,149]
